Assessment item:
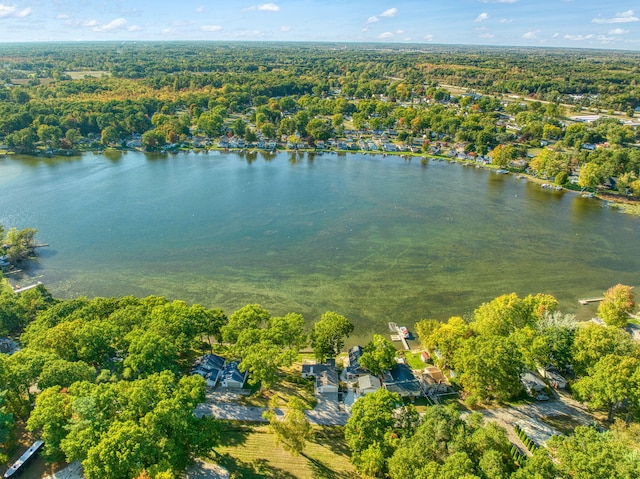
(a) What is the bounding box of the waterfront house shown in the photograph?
[301,359,336,379]
[316,369,339,394]
[357,374,381,395]
[382,363,422,399]
[419,366,449,395]
[345,345,367,379]
[220,361,248,389]
[538,366,568,389]
[520,371,546,394]
[192,354,226,387]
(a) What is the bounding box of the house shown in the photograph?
[419,366,448,395]
[0,338,20,355]
[301,359,335,379]
[220,360,248,389]
[316,369,339,394]
[420,351,430,363]
[192,354,226,387]
[382,363,422,399]
[345,345,367,379]
[520,371,546,394]
[538,366,568,389]
[357,374,381,395]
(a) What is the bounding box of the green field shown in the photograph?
[211,425,359,479]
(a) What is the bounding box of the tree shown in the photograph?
[238,339,297,390]
[598,284,635,328]
[221,304,270,344]
[38,359,96,390]
[100,126,121,146]
[141,130,166,151]
[0,390,14,464]
[3,227,38,264]
[453,335,524,404]
[123,331,178,378]
[573,354,640,422]
[548,426,640,479]
[473,293,556,337]
[578,161,603,190]
[344,389,403,476]
[359,334,397,377]
[571,323,637,377]
[489,144,516,168]
[27,386,71,462]
[263,397,313,456]
[309,311,354,363]
[417,316,470,369]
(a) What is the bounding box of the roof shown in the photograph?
[358,374,381,390]
[424,366,447,384]
[222,361,247,385]
[316,369,339,389]
[194,354,226,373]
[383,364,422,397]
[348,345,363,366]
[302,359,335,376]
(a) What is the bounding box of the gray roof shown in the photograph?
[222,361,248,386]
[383,363,422,397]
[316,369,339,389]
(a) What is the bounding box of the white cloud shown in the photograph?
[280,25,290,32]
[379,31,394,39]
[239,29,264,37]
[475,12,489,23]
[498,18,512,24]
[424,34,434,42]
[258,3,280,12]
[93,18,127,32]
[592,10,638,24]
[552,32,559,38]
[564,33,615,43]
[15,7,30,17]
[162,27,175,34]
[128,25,142,32]
[195,6,204,13]
[366,16,378,25]
[56,14,69,20]
[201,25,223,32]
[478,33,495,38]
[83,19,98,27]
[380,8,398,18]
[395,29,404,34]
[0,4,31,18]
[522,30,539,39]
[608,28,628,35]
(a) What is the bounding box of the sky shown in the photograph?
[0,1,639,50]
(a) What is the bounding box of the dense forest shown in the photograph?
[1,42,639,195]
[1,279,639,478]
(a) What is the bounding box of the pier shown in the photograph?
[13,282,42,294]
[578,297,604,305]
[388,322,410,350]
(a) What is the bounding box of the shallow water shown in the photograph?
[1,151,638,342]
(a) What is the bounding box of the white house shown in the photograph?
[220,361,248,389]
[357,375,381,395]
[316,369,339,394]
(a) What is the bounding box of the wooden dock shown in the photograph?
[388,322,410,350]
[578,297,604,305]
[13,282,42,294]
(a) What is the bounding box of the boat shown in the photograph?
[399,326,409,338]
[496,169,509,174]
[581,192,595,198]
[3,440,44,478]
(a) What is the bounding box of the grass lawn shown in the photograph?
[235,372,317,409]
[210,424,359,479]
[403,350,427,370]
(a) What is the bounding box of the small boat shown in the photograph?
[541,183,551,189]
[399,326,409,338]
[581,192,595,198]
[554,186,563,191]
[496,169,509,174]
[3,440,44,478]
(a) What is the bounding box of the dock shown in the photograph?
[388,322,410,350]
[13,282,42,294]
[578,297,604,305]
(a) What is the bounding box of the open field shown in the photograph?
[64,71,110,79]
[211,425,358,479]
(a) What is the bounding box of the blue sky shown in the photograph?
[0,1,638,50]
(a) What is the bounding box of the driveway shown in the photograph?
[195,390,350,425]
[467,393,594,446]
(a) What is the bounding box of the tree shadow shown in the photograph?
[217,422,252,447]
[311,426,351,457]
[302,453,356,479]
[215,453,298,479]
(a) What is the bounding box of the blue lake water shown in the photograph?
[1,150,638,340]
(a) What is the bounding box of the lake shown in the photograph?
[1,150,638,341]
